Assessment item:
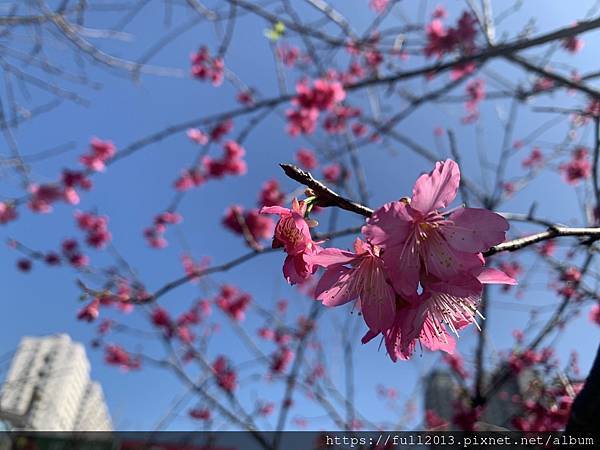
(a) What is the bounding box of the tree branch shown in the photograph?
[279,164,374,217]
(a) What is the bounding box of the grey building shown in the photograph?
[0,334,111,431]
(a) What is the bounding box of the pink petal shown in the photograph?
[315,266,357,306]
[361,328,379,344]
[260,206,289,216]
[283,253,312,285]
[383,243,421,299]
[358,265,396,332]
[476,267,517,285]
[424,236,482,282]
[361,201,411,247]
[310,247,356,268]
[388,306,419,361]
[419,317,456,354]
[425,273,482,298]
[394,342,416,360]
[442,208,509,252]
[411,160,460,213]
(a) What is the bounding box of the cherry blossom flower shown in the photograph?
[189,408,211,421]
[17,258,32,272]
[270,346,294,374]
[181,254,210,283]
[0,202,17,224]
[369,0,389,13]
[61,238,89,267]
[559,147,591,185]
[209,119,233,142]
[296,79,345,112]
[216,285,251,321]
[351,122,368,137]
[177,325,195,344]
[222,205,273,244]
[191,46,224,86]
[261,199,321,284]
[296,148,318,169]
[323,163,342,184]
[450,61,476,80]
[80,138,116,172]
[44,252,61,266]
[28,184,64,213]
[174,168,205,191]
[145,211,182,249]
[522,147,544,169]
[310,238,396,333]
[237,89,254,105]
[259,179,285,207]
[363,159,509,299]
[276,44,300,67]
[212,356,237,393]
[349,160,514,359]
[257,402,275,416]
[346,61,366,82]
[77,299,100,322]
[533,77,555,92]
[432,5,447,19]
[424,19,454,58]
[258,327,275,340]
[187,128,209,145]
[323,105,361,134]
[203,140,247,178]
[61,169,92,204]
[98,319,113,336]
[75,211,111,249]
[562,35,584,54]
[538,240,556,257]
[463,78,485,123]
[424,12,477,59]
[287,108,320,136]
[286,79,346,136]
[104,345,140,371]
[151,307,174,337]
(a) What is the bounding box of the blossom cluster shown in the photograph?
[75,211,112,249]
[144,211,182,248]
[286,79,346,136]
[559,147,592,185]
[463,78,485,123]
[104,344,141,371]
[221,179,285,246]
[174,127,246,193]
[80,138,116,172]
[191,46,224,86]
[262,160,515,360]
[222,206,271,246]
[2,138,110,220]
[215,284,252,321]
[424,11,478,59]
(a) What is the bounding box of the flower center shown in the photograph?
[280,218,303,244]
[416,221,437,243]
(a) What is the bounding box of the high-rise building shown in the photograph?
[0,334,112,431]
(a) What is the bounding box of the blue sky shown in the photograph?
[1,0,600,431]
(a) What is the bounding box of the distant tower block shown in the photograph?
[0,334,111,431]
